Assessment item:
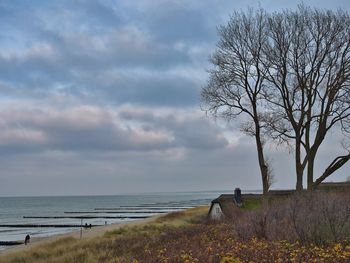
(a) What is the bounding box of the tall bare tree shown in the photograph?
[263,7,350,190]
[203,6,350,192]
[201,9,272,195]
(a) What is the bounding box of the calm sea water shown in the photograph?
[0,191,252,251]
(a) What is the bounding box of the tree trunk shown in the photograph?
[296,166,303,191]
[307,155,315,190]
[295,138,304,191]
[254,121,269,196]
[307,132,325,190]
[305,101,313,191]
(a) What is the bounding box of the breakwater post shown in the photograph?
[80,219,83,239]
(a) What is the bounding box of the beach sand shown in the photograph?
[0,215,160,257]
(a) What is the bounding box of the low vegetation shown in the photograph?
[233,192,350,246]
[1,192,350,262]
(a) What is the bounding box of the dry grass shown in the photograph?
[232,191,350,245]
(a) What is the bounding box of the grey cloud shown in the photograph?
[0,26,197,105]
[142,5,214,43]
[0,106,228,154]
[124,0,238,43]
[69,0,124,30]
[0,0,234,108]
[54,27,191,70]
[0,107,171,153]
[96,72,200,107]
[161,115,228,150]
[119,108,155,122]
[118,108,228,150]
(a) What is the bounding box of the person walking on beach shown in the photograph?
[24,234,30,245]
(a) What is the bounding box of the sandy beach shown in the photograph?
[0,215,159,257]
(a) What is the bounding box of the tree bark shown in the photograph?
[295,138,304,191]
[254,127,269,195]
[307,155,315,190]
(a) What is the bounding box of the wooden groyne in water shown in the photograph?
[95,207,189,210]
[64,211,167,214]
[23,215,151,219]
[0,241,24,246]
[94,206,189,212]
[119,205,195,208]
[0,224,99,228]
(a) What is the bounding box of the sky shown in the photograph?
[0,0,350,196]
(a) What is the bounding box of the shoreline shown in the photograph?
[0,215,161,257]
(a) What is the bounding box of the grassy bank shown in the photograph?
[1,197,350,263]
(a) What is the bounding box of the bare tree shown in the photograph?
[263,6,350,190]
[203,6,350,192]
[201,9,272,195]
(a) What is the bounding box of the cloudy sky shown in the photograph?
[0,0,349,196]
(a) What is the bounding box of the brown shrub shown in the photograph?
[231,191,350,245]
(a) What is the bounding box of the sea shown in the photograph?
[0,190,261,251]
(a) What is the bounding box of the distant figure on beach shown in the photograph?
[24,234,30,245]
